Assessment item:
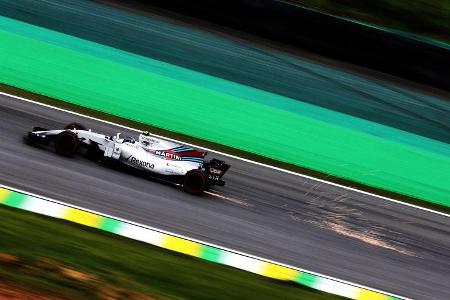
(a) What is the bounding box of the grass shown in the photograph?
[291,0,450,44]
[0,205,346,300]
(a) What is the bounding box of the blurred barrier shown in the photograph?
[0,186,404,300]
[144,0,450,91]
[1,16,450,207]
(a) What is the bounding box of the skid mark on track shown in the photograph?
[205,190,253,207]
[310,220,417,257]
[290,188,418,257]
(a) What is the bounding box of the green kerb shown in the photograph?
[200,245,222,263]
[4,192,27,208]
[296,273,318,287]
[99,217,122,232]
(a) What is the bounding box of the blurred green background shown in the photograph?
[292,0,450,43]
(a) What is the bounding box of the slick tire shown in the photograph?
[183,170,208,195]
[55,131,79,156]
[64,122,86,131]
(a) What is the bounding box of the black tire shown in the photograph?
[64,122,86,131]
[55,131,79,156]
[183,170,208,194]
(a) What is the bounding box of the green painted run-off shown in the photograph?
[0,16,449,206]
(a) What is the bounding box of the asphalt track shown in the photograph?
[1,95,449,299]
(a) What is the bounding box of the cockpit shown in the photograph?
[123,136,136,144]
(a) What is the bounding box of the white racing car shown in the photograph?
[25,123,230,194]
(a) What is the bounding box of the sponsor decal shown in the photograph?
[130,156,154,169]
[208,174,220,181]
[209,167,223,175]
[154,150,182,161]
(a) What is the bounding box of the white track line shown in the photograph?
[0,183,409,300]
[1,91,449,218]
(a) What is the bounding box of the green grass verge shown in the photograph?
[0,205,345,300]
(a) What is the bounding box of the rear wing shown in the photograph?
[204,158,230,186]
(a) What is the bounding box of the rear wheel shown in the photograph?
[183,170,208,194]
[55,131,79,156]
[64,123,86,131]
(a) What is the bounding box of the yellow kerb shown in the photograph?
[0,188,12,203]
[63,208,103,228]
[163,236,203,257]
[356,289,390,300]
[261,263,300,280]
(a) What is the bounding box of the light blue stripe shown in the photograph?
[182,158,204,163]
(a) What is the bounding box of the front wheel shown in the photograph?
[183,170,208,194]
[55,131,79,156]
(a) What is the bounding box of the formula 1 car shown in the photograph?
[25,123,230,194]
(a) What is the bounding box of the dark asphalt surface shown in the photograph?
[1,96,449,299]
[1,0,450,143]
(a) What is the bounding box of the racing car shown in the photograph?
[25,123,230,194]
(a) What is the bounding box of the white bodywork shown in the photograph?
[33,129,204,176]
